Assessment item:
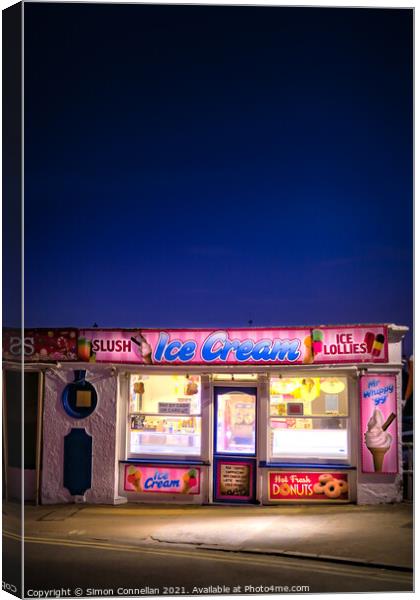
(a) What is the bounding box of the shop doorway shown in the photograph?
[213,386,257,503]
[3,370,43,503]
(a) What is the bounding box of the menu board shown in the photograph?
[215,459,254,502]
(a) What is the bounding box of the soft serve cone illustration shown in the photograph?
[364,409,396,472]
[131,332,153,364]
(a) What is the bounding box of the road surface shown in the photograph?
[2,532,413,597]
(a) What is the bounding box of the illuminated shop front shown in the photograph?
[2,324,406,505]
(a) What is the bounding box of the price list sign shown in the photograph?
[215,459,255,502]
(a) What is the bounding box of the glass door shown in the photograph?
[213,386,257,503]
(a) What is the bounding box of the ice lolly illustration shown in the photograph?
[365,409,393,472]
[77,338,91,361]
[127,466,142,492]
[311,329,324,355]
[372,334,385,357]
[182,469,198,493]
[364,331,375,353]
[303,335,314,364]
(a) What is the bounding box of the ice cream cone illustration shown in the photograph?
[303,335,314,364]
[182,469,198,494]
[364,409,395,473]
[127,466,142,492]
[367,447,389,472]
[131,332,153,364]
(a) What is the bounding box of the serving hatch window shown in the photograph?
[128,375,201,457]
[269,376,350,462]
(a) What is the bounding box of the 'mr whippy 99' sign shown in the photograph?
[78,326,388,365]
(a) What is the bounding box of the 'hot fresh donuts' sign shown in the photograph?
[268,472,349,502]
[76,325,388,365]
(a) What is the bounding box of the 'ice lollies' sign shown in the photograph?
[77,325,388,365]
[124,465,200,494]
[360,374,398,474]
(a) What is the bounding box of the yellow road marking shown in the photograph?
[3,530,411,584]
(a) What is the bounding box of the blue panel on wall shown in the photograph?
[63,428,92,496]
[62,370,98,419]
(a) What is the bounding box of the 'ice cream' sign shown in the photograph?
[360,374,398,474]
[124,465,200,494]
[78,326,388,365]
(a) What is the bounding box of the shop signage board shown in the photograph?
[214,459,255,502]
[124,465,200,494]
[77,326,388,365]
[268,472,349,502]
[3,328,78,361]
[360,374,398,474]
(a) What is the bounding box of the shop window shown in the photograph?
[269,377,350,462]
[128,375,202,457]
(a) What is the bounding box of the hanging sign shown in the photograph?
[77,325,388,365]
[360,374,398,474]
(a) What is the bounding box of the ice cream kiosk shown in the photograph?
[3,323,407,506]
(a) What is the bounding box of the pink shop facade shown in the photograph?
[2,323,408,506]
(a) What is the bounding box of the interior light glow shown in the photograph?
[300,378,320,401]
[320,378,346,394]
[271,378,302,394]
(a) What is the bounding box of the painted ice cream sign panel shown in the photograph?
[124,465,200,494]
[360,374,398,474]
[77,326,388,365]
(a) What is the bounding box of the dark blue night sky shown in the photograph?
[24,4,413,353]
